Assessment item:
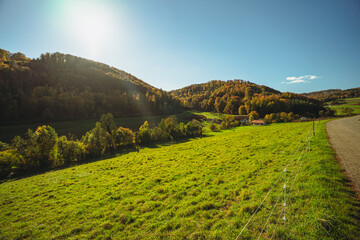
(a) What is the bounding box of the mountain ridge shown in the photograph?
[0,49,182,124]
[1,49,339,124]
[171,79,325,117]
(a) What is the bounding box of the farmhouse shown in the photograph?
[252,120,266,126]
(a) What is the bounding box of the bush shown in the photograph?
[0,141,10,151]
[35,126,58,168]
[112,127,134,148]
[0,151,13,178]
[82,122,107,156]
[185,120,203,136]
[0,150,23,178]
[209,123,218,132]
[138,121,152,144]
[57,136,84,166]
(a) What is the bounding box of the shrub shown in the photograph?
[138,121,152,144]
[82,122,107,156]
[185,120,203,136]
[209,123,218,132]
[0,150,23,178]
[0,141,10,151]
[0,151,13,178]
[35,125,58,168]
[57,136,84,166]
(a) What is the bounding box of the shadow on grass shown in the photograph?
[0,134,211,184]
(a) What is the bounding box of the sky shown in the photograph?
[0,0,359,93]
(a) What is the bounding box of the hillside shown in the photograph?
[1,121,359,239]
[171,80,326,117]
[0,49,182,124]
[303,87,360,102]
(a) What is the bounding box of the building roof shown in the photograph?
[252,120,265,124]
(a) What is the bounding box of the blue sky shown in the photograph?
[0,0,359,93]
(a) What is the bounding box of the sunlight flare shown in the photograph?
[64,1,115,58]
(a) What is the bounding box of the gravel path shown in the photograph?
[326,115,360,193]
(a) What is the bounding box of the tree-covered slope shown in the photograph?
[0,49,182,124]
[302,87,360,102]
[171,80,326,117]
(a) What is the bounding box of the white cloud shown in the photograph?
[283,75,320,84]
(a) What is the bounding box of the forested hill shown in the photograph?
[171,80,326,117]
[302,87,360,102]
[0,49,182,124]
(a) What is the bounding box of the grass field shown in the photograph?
[0,121,359,239]
[0,111,194,142]
[190,110,226,119]
[328,97,360,115]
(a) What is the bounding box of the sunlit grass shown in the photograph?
[0,121,359,239]
[329,97,360,115]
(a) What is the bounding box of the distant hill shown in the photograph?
[171,80,325,117]
[303,87,360,102]
[0,49,182,124]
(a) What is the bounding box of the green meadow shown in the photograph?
[0,121,359,239]
[329,97,360,115]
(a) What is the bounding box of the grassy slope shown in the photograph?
[0,122,359,239]
[329,97,360,115]
[0,111,193,142]
[190,111,225,119]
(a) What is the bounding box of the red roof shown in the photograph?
[252,120,265,124]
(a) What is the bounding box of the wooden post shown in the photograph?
[313,121,315,136]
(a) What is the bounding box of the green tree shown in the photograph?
[280,112,289,122]
[35,125,58,168]
[100,113,116,134]
[11,133,38,171]
[151,126,165,142]
[138,121,152,144]
[0,141,10,151]
[82,122,107,156]
[57,136,84,166]
[0,150,23,178]
[185,120,203,136]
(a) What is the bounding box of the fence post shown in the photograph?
[313,121,315,136]
[283,168,287,226]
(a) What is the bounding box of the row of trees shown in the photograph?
[0,113,203,179]
[171,80,326,117]
[303,87,360,102]
[0,50,182,123]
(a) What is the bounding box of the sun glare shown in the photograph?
[65,1,115,58]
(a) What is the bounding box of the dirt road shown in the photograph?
[326,115,360,193]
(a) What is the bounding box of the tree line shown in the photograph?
[171,80,332,118]
[303,87,360,103]
[0,49,182,124]
[0,113,202,179]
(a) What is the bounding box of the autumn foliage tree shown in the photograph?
[172,80,325,118]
